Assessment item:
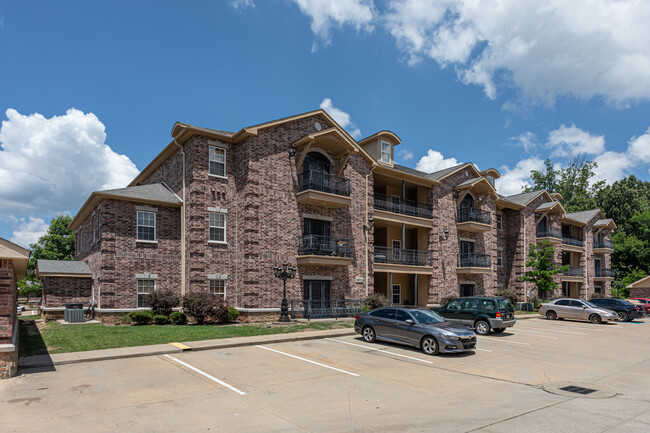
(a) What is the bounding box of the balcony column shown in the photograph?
[402,224,405,250]
[389,272,393,306]
[414,274,418,307]
[402,180,405,201]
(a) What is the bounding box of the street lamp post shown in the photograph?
[274,262,296,322]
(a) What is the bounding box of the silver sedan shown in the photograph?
[538,298,619,323]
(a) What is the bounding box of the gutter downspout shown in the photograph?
[174,134,187,296]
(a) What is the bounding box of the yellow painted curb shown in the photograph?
[169,342,192,351]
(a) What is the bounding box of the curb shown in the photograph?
[19,328,356,370]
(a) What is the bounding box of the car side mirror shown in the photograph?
[405,319,414,325]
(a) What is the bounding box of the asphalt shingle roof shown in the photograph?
[99,183,182,205]
[564,209,601,224]
[503,190,545,206]
[37,260,92,275]
[536,201,559,211]
[427,163,470,180]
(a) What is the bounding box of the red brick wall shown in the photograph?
[0,259,17,344]
[42,276,92,307]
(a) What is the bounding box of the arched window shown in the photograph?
[302,152,331,192]
[459,194,474,219]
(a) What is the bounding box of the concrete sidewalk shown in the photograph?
[18,314,541,371]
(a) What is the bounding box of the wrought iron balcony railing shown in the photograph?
[373,193,433,219]
[536,227,562,239]
[562,266,584,277]
[373,246,433,266]
[595,268,615,278]
[298,171,351,197]
[290,299,363,320]
[298,235,352,257]
[562,235,584,247]
[594,239,614,249]
[458,253,492,268]
[457,208,492,225]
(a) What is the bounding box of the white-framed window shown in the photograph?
[496,213,503,230]
[209,212,226,243]
[380,141,391,163]
[137,211,156,241]
[209,146,226,177]
[497,249,503,267]
[137,279,155,308]
[392,284,401,305]
[210,279,226,300]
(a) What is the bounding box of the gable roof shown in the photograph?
[594,218,617,230]
[627,275,650,289]
[357,130,401,146]
[0,237,30,280]
[563,209,603,226]
[427,163,475,181]
[503,190,549,206]
[36,260,92,278]
[69,183,182,231]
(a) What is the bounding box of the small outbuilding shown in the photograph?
[36,260,93,321]
[627,275,650,298]
[0,237,30,379]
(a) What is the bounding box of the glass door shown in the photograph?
[303,280,331,318]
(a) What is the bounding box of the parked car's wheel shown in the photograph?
[362,326,376,343]
[493,327,506,333]
[421,336,439,355]
[475,320,491,335]
[546,310,557,320]
[589,314,602,324]
[617,311,629,322]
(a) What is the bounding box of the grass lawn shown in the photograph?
[19,320,354,357]
[515,310,539,315]
[19,314,41,321]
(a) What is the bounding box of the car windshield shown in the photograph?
[412,309,445,324]
[583,301,598,308]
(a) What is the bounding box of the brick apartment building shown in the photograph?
[37,109,616,322]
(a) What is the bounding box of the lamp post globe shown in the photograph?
[274,261,296,322]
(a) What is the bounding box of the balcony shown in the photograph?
[536,227,562,243]
[561,266,584,279]
[296,171,352,208]
[456,209,492,233]
[457,253,492,274]
[373,193,433,219]
[595,268,615,279]
[594,239,614,252]
[296,235,353,266]
[373,246,433,274]
[562,235,584,250]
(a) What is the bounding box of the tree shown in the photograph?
[596,175,650,235]
[27,215,75,270]
[519,241,569,297]
[524,156,602,212]
[17,215,75,299]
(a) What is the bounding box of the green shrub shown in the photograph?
[153,314,168,325]
[182,291,227,324]
[129,310,154,325]
[170,311,187,325]
[149,289,181,316]
[121,313,132,324]
[362,294,388,312]
[227,306,240,322]
[496,289,519,307]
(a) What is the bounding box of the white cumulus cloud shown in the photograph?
[320,98,362,139]
[548,124,605,158]
[508,131,538,152]
[229,0,255,10]
[415,149,459,173]
[10,217,48,248]
[397,149,413,162]
[496,157,546,196]
[628,127,650,163]
[291,0,376,49]
[592,151,633,185]
[0,108,139,217]
[384,0,650,103]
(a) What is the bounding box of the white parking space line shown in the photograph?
[525,322,607,332]
[511,332,559,340]
[325,338,434,364]
[164,355,246,395]
[481,337,530,346]
[515,325,586,335]
[476,348,493,352]
[256,345,360,376]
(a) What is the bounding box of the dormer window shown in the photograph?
[487,176,494,186]
[380,141,391,163]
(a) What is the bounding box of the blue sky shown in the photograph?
[1,0,649,247]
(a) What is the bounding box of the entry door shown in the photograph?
[303,218,331,255]
[460,284,474,297]
[303,280,331,317]
[460,241,474,266]
[595,258,601,274]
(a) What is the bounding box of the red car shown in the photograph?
[628,298,650,315]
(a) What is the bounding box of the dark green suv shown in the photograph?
[433,296,516,335]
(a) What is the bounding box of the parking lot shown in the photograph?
[2,317,650,432]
